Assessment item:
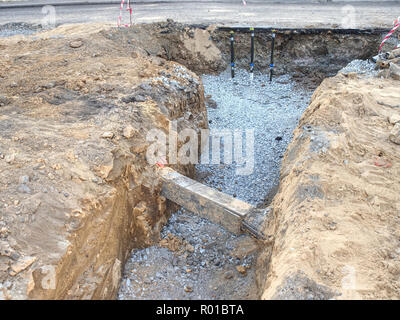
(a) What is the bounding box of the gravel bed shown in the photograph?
[118,69,314,300]
[338,59,377,77]
[118,209,259,300]
[197,69,313,206]
[0,22,41,37]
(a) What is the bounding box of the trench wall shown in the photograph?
[257,73,400,300]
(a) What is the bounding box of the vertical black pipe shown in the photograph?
[250,27,255,80]
[230,31,235,78]
[270,30,276,82]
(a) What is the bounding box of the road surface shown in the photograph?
[0,1,399,28]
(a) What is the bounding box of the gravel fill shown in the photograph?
[0,22,41,37]
[197,69,313,206]
[118,209,259,300]
[118,69,314,300]
[338,59,377,77]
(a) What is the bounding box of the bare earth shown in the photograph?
[0,23,211,299]
[260,72,400,299]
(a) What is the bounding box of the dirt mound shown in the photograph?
[101,21,223,75]
[259,72,400,299]
[0,24,208,299]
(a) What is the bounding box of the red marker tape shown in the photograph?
[374,157,392,168]
[117,0,133,28]
[156,157,168,168]
[379,16,400,53]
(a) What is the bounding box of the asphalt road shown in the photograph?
[0,1,399,28]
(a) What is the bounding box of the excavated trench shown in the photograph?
[115,25,384,300]
[118,70,314,300]
[0,22,390,300]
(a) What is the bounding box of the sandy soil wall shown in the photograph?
[259,72,400,299]
[0,25,208,299]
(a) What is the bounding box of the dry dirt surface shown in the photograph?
[0,23,216,299]
[259,72,400,299]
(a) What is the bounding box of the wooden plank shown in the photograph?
[159,168,253,235]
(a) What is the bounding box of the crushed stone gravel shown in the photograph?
[338,59,377,76]
[0,22,42,37]
[197,69,313,206]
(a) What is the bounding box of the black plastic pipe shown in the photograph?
[250,27,255,80]
[230,31,235,78]
[270,31,276,82]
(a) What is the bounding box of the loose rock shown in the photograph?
[18,176,30,184]
[69,40,83,48]
[388,114,400,125]
[205,95,218,109]
[123,126,137,139]
[390,63,400,81]
[184,286,193,293]
[0,95,10,107]
[5,154,16,164]
[9,256,37,276]
[121,94,147,103]
[101,131,114,139]
[389,123,400,145]
[17,184,31,194]
[236,265,247,276]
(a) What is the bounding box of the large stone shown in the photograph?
[389,123,400,145]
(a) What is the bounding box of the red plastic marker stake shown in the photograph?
[374,157,392,168]
[156,157,168,168]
